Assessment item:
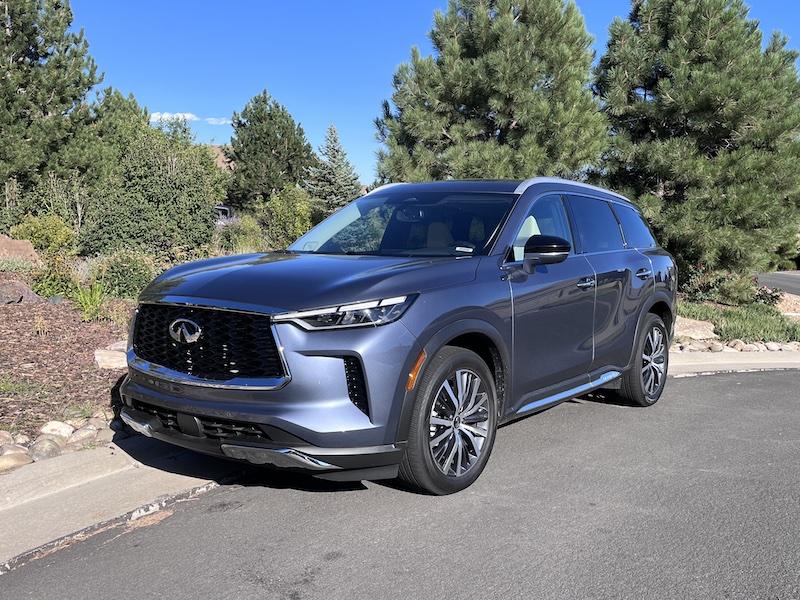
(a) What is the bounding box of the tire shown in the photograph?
[619,313,669,407]
[399,346,498,495]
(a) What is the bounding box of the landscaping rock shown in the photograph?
[0,453,33,473]
[0,430,13,446]
[742,344,760,352]
[95,429,116,444]
[13,433,31,445]
[709,342,724,352]
[40,420,74,439]
[0,444,29,456]
[765,342,782,352]
[68,426,98,446]
[28,438,61,462]
[0,234,40,264]
[675,316,718,340]
[35,433,68,449]
[0,280,42,304]
[94,349,127,370]
[87,417,108,430]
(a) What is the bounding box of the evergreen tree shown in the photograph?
[375,0,607,182]
[305,123,361,216]
[0,0,101,191]
[225,90,315,210]
[594,0,800,281]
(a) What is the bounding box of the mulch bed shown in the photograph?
[0,273,130,439]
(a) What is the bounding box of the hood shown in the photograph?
[139,252,480,314]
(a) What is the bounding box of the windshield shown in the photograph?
[289,190,516,257]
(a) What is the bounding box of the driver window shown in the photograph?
[512,195,572,261]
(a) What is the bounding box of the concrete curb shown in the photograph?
[1,351,800,574]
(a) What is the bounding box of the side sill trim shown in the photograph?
[515,371,621,417]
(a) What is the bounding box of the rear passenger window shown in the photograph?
[612,204,656,248]
[567,196,624,253]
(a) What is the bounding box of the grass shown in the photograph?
[678,299,800,343]
[0,373,47,398]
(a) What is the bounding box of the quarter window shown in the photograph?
[613,204,656,249]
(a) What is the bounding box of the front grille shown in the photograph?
[133,304,285,381]
[133,400,271,443]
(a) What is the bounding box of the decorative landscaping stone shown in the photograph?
[95,429,116,444]
[13,433,31,445]
[728,340,745,351]
[68,426,98,445]
[765,342,782,352]
[94,349,127,370]
[0,444,29,456]
[675,316,718,340]
[35,433,68,449]
[709,342,724,352]
[0,430,13,445]
[87,417,108,430]
[0,453,33,473]
[61,442,85,453]
[40,421,74,439]
[28,438,61,462]
[0,280,42,304]
[742,344,759,352]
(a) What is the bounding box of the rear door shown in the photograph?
[566,195,654,374]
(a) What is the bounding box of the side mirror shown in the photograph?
[523,235,571,273]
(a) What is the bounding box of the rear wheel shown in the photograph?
[399,346,498,495]
[619,313,668,406]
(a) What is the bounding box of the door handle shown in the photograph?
[635,268,652,280]
[577,278,595,290]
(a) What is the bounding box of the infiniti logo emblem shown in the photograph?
[169,318,203,344]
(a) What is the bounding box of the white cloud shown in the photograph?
[205,117,232,126]
[149,112,200,122]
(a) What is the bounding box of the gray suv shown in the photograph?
[120,178,676,495]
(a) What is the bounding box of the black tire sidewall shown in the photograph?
[405,346,498,495]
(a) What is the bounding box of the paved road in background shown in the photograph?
[760,270,800,296]
[4,371,799,599]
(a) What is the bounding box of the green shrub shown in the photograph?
[97,249,159,299]
[213,215,268,254]
[71,278,108,321]
[10,213,77,257]
[31,256,77,298]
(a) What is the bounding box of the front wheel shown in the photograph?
[399,346,498,495]
[619,313,669,407]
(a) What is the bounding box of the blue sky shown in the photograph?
[69,1,799,184]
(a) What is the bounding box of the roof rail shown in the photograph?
[513,177,629,202]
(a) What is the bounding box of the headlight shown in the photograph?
[274,295,416,330]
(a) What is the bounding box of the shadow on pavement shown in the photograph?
[111,430,368,494]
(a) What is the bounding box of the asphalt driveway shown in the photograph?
[3,370,799,598]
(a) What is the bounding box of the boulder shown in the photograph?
[675,316,718,340]
[0,280,42,304]
[0,234,40,264]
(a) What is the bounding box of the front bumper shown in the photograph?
[119,404,405,481]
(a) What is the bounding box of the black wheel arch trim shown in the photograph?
[391,318,510,446]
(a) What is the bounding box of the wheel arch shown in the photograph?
[392,319,510,445]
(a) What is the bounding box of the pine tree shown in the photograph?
[595,0,800,281]
[224,90,316,210]
[375,0,607,182]
[305,123,361,215]
[0,0,101,190]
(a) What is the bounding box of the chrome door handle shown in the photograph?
[577,278,595,290]
[635,269,652,280]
